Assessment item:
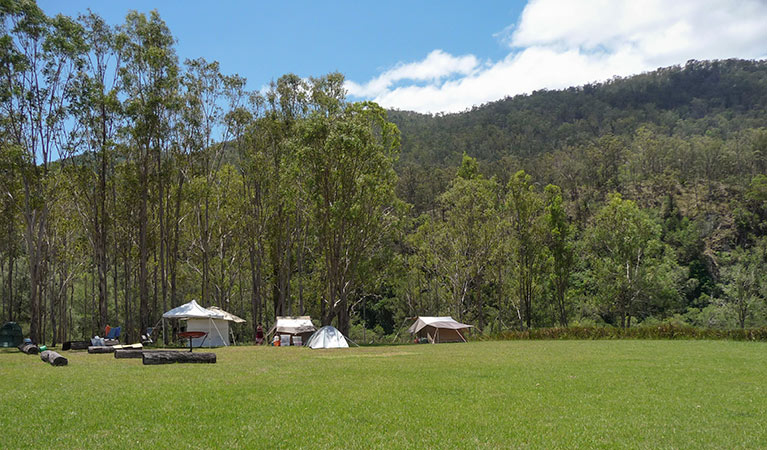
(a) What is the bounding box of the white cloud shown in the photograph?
[346,49,479,98]
[347,0,767,113]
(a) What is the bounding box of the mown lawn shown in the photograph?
[1,340,766,448]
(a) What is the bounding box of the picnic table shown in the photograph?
[178,331,207,352]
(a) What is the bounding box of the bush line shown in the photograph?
[476,325,767,341]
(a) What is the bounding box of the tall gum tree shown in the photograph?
[301,74,400,335]
[0,2,85,342]
[116,10,178,337]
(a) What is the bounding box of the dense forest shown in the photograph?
[2,2,767,345]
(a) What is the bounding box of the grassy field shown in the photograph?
[1,340,766,449]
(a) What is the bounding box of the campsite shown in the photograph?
[2,340,767,448]
[4,1,767,448]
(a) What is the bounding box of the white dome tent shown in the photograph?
[305,325,353,349]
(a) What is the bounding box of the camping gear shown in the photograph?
[105,326,121,340]
[305,326,350,349]
[267,316,316,346]
[178,331,207,352]
[0,322,23,348]
[162,301,240,347]
[18,342,38,354]
[40,350,67,366]
[408,316,473,343]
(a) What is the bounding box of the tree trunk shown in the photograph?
[138,155,150,339]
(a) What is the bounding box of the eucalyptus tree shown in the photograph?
[505,170,547,329]
[301,74,401,335]
[544,184,574,327]
[180,57,247,308]
[0,1,85,342]
[436,155,499,327]
[267,74,307,318]
[0,144,21,323]
[585,193,680,327]
[116,10,178,335]
[68,11,122,331]
[721,242,767,329]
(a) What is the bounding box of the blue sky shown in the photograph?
[39,0,767,113]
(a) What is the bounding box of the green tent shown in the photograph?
[0,322,23,348]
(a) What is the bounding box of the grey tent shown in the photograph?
[305,325,350,349]
[408,316,473,343]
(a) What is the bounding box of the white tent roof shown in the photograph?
[268,316,316,335]
[162,300,224,320]
[408,316,473,334]
[207,306,246,323]
[306,326,349,349]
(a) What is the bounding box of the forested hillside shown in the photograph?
[2,2,767,345]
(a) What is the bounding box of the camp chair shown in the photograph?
[141,327,154,345]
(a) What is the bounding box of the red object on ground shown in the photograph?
[178,331,207,352]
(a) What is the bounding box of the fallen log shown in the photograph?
[114,349,171,359]
[114,349,143,359]
[18,342,39,355]
[62,341,89,351]
[40,350,68,366]
[142,351,216,365]
[88,346,115,354]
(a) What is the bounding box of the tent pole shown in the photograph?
[458,329,467,343]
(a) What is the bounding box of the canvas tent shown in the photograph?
[305,325,349,349]
[203,306,245,345]
[408,316,473,343]
[267,316,316,346]
[162,300,240,347]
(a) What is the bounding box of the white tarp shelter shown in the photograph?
[306,325,349,349]
[408,316,473,343]
[162,300,240,347]
[267,316,316,346]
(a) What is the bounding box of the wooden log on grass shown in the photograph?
[88,346,115,354]
[40,350,68,366]
[114,349,143,359]
[142,351,216,365]
[62,341,89,351]
[18,342,39,354]
[114,349,173,359]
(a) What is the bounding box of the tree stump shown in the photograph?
[18,343,39,355]
[142,351,216,365]
[40,350,68,366]
[88,346,115,354]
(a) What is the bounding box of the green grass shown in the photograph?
[1,340,766,448]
